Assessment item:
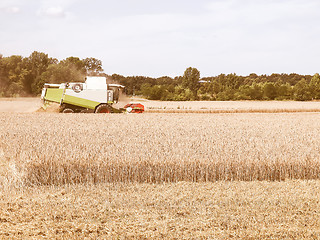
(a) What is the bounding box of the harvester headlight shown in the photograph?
[126,107,132,113]
[72,84,83,93]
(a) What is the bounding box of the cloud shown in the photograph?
[5,6,20,13]
[37,6,66,18]
[0,0,21,8]
[36,0,79,18]
[0,6,20,14]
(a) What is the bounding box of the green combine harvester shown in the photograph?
[41,76,126,113]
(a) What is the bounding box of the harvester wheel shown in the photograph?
[62,108,74,113]
[95,104,112,113]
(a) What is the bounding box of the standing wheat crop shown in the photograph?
[1,112,320,186]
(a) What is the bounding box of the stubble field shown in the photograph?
[1,99,320,239]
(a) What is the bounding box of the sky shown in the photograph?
[1,0,320,78]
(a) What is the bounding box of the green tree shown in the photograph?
[309,73,320,99]
[235,85,253,100]
[83,57,103,75]
[182,67,200,99]
[140,83,152,98]
[0,55,25,96]
[21,51,56,94]
[61,57,86,73]
[250,83,264,100]
[216,88,235,101]
[293,78,312,101]
[225,73,240,89]
[276,83,292,100]
[33,61,85,94]
[148,85,164,100]
[263,82,277,100]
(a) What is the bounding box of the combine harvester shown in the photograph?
[41,76,144,113]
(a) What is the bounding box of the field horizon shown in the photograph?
[2,97,320,114]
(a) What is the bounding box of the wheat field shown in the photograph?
[1,106,320,238]
[1,112,320,186]
[1,181,320,239]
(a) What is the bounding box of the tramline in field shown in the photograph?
[41,76,144,113]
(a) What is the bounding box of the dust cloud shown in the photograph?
[0,98,42,113]
[113,91,131,109]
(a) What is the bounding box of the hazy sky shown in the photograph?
[1,0,319,77]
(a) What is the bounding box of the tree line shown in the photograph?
[1,51,319,101]
[115,68,320,101]
[0,51,103,97]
